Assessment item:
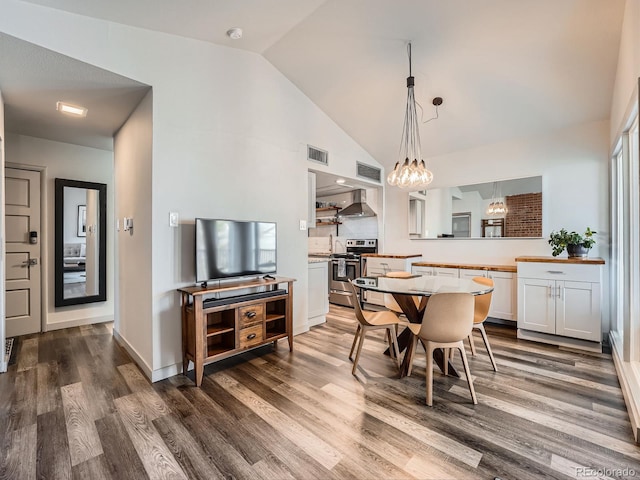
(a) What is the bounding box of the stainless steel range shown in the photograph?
[329,239,377,307]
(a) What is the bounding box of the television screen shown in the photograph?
[195,219,277,282]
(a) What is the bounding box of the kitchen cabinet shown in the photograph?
[412,262,517,321]
[362,255,422,306]
[458,269,516,321]
[411,266,460,278]
[308,259,329,327]
[517,258,603,346]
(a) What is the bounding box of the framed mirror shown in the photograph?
[55,178,107,306]
[409,176,542,239]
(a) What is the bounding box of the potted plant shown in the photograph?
[548,228,596,257]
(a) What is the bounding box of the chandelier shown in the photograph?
[486,182,508,215]
[387,43,434,190]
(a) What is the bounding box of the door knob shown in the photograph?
[22,258,38,267]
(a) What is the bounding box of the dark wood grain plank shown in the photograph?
[153,413,226,480]
[95,413,149,480]
[36,408,72,480]
[37,361,61,416]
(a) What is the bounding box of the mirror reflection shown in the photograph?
[409,176,542,239]
[55,179,107,306]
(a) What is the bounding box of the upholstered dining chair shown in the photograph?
[406,292,477,406]
[468,276,498,372]
[347,280,404,375]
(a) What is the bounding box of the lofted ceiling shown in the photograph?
[1,0,626,162]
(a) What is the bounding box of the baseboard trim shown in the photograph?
[611,332,640,442]
[516,329,602,353]
[45,315,113,332]
[112,330,153,381]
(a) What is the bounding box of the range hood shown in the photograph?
[337,189,377,218]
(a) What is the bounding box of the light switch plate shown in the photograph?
[169,211,179,227]
[299,220,307,231]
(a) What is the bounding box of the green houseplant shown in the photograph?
[548,227,596,257]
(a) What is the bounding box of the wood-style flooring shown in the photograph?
[1,305,638,479]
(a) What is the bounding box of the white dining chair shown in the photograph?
[346,280,404,375]
[406,292,477,406]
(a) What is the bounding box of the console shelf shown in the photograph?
[178,276,295,386]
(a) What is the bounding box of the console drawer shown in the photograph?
[239,324,264,349]
[239,304,264,327]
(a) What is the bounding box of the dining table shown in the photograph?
[353,274,494,377]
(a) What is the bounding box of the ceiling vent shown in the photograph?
[307,145,328,165]
[356,162,381,183]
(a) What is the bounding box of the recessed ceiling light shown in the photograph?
[226,27,243,40]
[336,178,346,184]
[56,101,87,117]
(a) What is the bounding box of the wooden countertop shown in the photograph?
[412,261,517,273]
[515,255,605,265]
[362,253,422,259]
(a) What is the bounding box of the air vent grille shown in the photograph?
[307,145,328,165]
[356,162,381,183]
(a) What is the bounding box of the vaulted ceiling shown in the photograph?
[1,0,626,164]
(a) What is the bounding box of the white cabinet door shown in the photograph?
[433,267,459,278]
[488,271,516,320]
[412,266,434,276]
[459,269,487,280]
[308,262,328,322]
[556,281,601,342]
[518,278,555,334]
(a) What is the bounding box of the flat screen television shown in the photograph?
[195,218,277,284]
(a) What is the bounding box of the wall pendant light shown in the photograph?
[387,43,433,190]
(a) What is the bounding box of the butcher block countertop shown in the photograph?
[412,261,517,273]
[361,253,422,259]
[515,255,605,265]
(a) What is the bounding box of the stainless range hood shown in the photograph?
[337,189,377,218]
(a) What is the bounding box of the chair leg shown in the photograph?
[349,325,361,361]
[458,343,477,405]
[443,348,449,376]
[425,342,434,406]
[478,323,498,372]
[468,332,476,356]
[406,334,418,377]
[352,326,367,375]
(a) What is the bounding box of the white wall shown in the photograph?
[114,90,153,374]
[0,1,381,380]
[610,0,640,142]
[5,133,115,329]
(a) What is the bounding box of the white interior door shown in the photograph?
[5,168,41,337]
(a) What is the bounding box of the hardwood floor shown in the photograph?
[1,306,638,479]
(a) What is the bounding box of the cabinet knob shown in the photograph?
[247,333,257,340]
[246,311,257,318]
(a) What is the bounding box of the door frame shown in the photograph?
[5,162,48,335]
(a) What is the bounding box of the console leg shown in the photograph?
[182,356,189,375]
[195,361,204,387]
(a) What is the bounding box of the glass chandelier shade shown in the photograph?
[387,43,433,190]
